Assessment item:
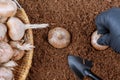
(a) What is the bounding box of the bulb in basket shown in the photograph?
[0,0,17,23]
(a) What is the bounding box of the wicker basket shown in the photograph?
[13,8,34,80]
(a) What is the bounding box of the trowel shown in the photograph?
[68,55,101,80]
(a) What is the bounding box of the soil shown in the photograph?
[19,0,120,80]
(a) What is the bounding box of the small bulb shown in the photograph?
[0,42,14,64]
[0,0,17,17]
[91,31,109,50]
[48,27,71,48]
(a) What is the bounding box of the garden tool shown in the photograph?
[68,55,101,80]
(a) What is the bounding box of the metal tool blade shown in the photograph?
[68,55,93,79]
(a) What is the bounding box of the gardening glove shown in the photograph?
[95,7,120,52]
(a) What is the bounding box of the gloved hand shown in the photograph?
[95,7,120,52]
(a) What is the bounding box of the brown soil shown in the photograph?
[19,0,120,80]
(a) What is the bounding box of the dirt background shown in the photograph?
[19,0,120,80]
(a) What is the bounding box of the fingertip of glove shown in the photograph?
[110,37,120,53]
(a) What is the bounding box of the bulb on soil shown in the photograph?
[48,27,71,48]
[7,17,49,41]
[91,30,109,50]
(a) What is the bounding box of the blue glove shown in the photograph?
[95,7,120,52]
